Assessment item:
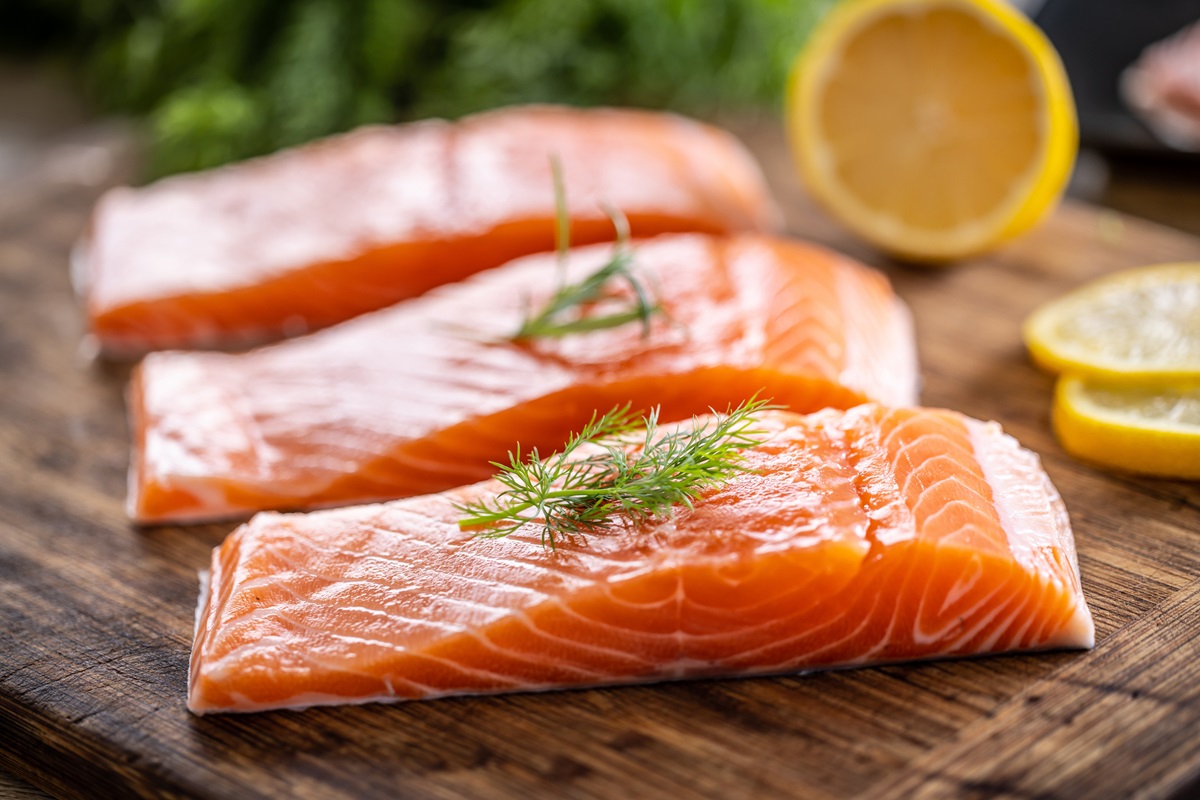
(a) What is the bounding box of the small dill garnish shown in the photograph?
[512,157,663,341]
[454,396,773,547]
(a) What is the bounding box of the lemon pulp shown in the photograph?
[788,0,1077,262]
[1025,263,1200,381]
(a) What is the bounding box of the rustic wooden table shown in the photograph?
[4,78,1200,799]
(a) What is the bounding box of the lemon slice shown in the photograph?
[1024,263,1200,382]
[786,0,1077,262]
[1054,375,1200,478]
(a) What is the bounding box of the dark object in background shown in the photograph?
[1123,20,1200,151]
[1036,0,1200,237]
[1035,0,1200,154]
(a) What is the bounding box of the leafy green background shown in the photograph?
[5,0,828,178]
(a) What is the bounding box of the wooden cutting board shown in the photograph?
[3,123,1200,800]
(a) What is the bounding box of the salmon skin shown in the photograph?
[76,105,782,358]
[129,233,918,524]
[188,406,1094,714]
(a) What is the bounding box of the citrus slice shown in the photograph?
[786,0,1077,262]
[1054,375,1200,478]
[1024,263,1200,382]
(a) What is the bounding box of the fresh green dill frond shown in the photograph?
[455,396,774,548]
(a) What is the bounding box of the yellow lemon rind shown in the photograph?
[1024,262,1200,382]
[1053,375,1200,479]
[786,0,1077,264]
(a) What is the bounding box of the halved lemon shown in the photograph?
[786,0,1077,262]
[1024,263,1200,382]
[1054,375,1200,479]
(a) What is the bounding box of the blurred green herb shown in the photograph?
[6,0,829,179]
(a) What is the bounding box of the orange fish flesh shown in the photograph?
[77,105,781,357]
[129,234,917,524]
[188,406,1094,714]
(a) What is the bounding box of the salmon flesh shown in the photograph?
[130,234,917,524]
[188,406,1094,714]
[78,105,781,357]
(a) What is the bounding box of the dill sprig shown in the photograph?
[455,397,773,547]
[512,158,663,341]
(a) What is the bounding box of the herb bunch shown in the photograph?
[7,0,829,178]
[455,397,772,547]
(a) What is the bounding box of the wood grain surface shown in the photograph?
[0,774,49,800]
[3,120,1200,800]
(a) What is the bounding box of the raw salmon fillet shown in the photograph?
[77,105,781,357]
[130,234,917,524]
[188,406,1094,714]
